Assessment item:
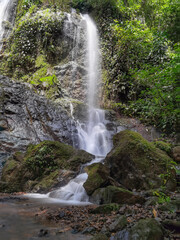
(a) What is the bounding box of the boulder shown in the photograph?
[105,130,176,191]
[109,215,127,232]
[130,218,164,240]
[112,218,163,240]
[153,141,172,156]
[90,186,145,205]
[0,140,93,193]
[83,163,110,195]
[90,203,120,214]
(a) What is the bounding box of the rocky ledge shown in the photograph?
[0,75,78,172]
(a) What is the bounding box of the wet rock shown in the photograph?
[109,215,127,232]
[130,218,164,240]
[0,140,94,193]
[90,186,145,205]
[110,229,129,240]
[82,227,96,234]
[90,203,120,214]
[84,163,110,195]
[145,197,159,207]
[38,229,49,237]
[112,218,164,240]
[59,211,65,218]
[0,75,76,156]
[162,219,180,232]
[105,130,176,191]
[90,233,109,240]
[71,224,81,234]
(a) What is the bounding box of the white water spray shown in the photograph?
[0,0,12,51]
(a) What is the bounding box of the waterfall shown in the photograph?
[0,0,12,51]
[27,14,113,204]
[47,14,112,203]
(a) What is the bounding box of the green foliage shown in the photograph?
[25,144,58,175]
[153,190,170,204]
[99,0,179,134]
[71,0,119,16]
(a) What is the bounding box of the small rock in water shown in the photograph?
[38,229,49,237]
[71,224,81,234]
[82,227,96,234]
[59,211,65,218]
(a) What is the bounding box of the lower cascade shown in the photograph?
[27,14,113,204]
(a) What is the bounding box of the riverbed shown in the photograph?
[0,195,92,240]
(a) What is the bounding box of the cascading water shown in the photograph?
[27,14,113,204]
[47,15,112,204]
[0,0,12,51]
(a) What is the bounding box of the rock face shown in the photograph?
[0,75,79,171]
[53,12,88,101]
[0,140,94,193]
[105,130,176,191]
[1,8,89,103]
[0,75,75,151]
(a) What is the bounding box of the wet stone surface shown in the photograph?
[0,75,76,163]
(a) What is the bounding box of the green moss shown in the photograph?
[33,169,59,191]
[92,185,145,205]
[84,163,109,195]
[0,140,93,193]
[0,8,64,88]
[113,130,171,172]
[35,54,47,68]
[2,160,17,174]
[91,203,120,214]
[153,140,172,155]
[106,130,176,191]
[130,218,163,239]
[39,75,57,86]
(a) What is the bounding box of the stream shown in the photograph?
[0,195,91,240]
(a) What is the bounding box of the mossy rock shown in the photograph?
[130,218,163,240]
[90,203,120,214]
[90,186,145,205]
[83,163,110,195]
[109,215,127,232]
[0,7,66,100]
[105,130,176,191]
[0,140,93,193]
[153,140,172,156]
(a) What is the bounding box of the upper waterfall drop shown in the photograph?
[0,0,12,51]
[82,14,101,109]
[77,14,112,157]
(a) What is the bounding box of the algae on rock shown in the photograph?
[0,140,94,193]
[105,130,176,191]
